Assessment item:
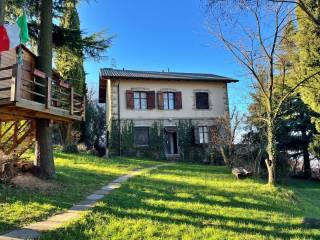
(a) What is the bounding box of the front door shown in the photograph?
[164,129,178,154]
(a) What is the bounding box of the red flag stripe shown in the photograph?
[0,25,10,52]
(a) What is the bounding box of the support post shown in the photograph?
[82,95,86,121]
[70,87,74,115]
[10,64,22,102]
[46,77,51,109]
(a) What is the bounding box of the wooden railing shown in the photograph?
[18,65,85,116]
[0,63,85,119]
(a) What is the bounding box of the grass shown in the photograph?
[39,161,320,240]
[0,151,158,234]
[1,153,320,239]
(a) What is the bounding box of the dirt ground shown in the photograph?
[10,174,59,194]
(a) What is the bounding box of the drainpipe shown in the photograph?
[104,76,109,158]
[117,81,121,156]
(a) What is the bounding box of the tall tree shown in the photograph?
[56,0,85,93]
[277,96,319,177]
[55,0,85,151]
[34,0,55,178]
[294,0,320,146]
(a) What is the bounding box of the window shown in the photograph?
[196,92,209,109]
[134,92,147,110]
[134,127,149,146]
[163,92,175,110]
[199,126,209,144]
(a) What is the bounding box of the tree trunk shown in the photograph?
[0,0,5,25]
[265,120,277,186]
[302,144,311,178]
[34,120,55,177]
[34,0,55,178]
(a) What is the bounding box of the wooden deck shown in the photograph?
[0,46,85,122]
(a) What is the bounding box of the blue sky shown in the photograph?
[78,0,252,114]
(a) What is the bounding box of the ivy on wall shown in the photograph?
[109,119,224,164]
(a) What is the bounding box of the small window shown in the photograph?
[134,127,149,146]
[163,92,175,110]
[199,126,209,144]
[134,92,147,110]
[196,92,209,109]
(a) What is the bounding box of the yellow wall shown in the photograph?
[106,79,230,121]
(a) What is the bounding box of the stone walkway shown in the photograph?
[0,166,159,240]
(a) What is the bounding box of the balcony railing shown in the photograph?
[0,46,85,121]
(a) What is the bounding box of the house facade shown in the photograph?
[99,68,238,162]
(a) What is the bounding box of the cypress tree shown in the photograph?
[55,0,85,94]
[55,0,86,151]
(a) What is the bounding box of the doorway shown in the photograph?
[164,127,178,154]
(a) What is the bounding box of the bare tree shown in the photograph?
[206,0,320,26]
[271,0,320,26]
[206,0,320,185]
[213,107,243,167]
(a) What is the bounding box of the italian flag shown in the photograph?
[0,14,29,52]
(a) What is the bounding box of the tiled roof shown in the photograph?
[100,68,238,82]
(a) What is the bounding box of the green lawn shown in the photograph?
[39,160,320,240]
[0,151,157,234]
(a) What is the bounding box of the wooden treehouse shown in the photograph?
[0,46,85,160]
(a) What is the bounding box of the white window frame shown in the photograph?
[199,126,209,144]
[163,92,175,110]
[134,91,147,110]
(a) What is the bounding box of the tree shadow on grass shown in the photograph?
[39,165,320,240]
[0,164,121,235]
[127,175,298,215]
[89,175,320,239]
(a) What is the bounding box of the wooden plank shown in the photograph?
[21,87,46,98]
[22,78,46,88]
[34,69,46,79]
[14,99,81,121]
[0,76,12,82]
[0,87,10,92]
[0,66,14,71]
[70,87,74,115]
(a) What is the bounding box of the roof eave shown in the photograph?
[100,75,239,83]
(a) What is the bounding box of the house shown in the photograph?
[99,68,238,162]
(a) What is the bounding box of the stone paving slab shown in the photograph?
[0,229,40,240]
[86,193,105,201]
[0,165,167,240]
